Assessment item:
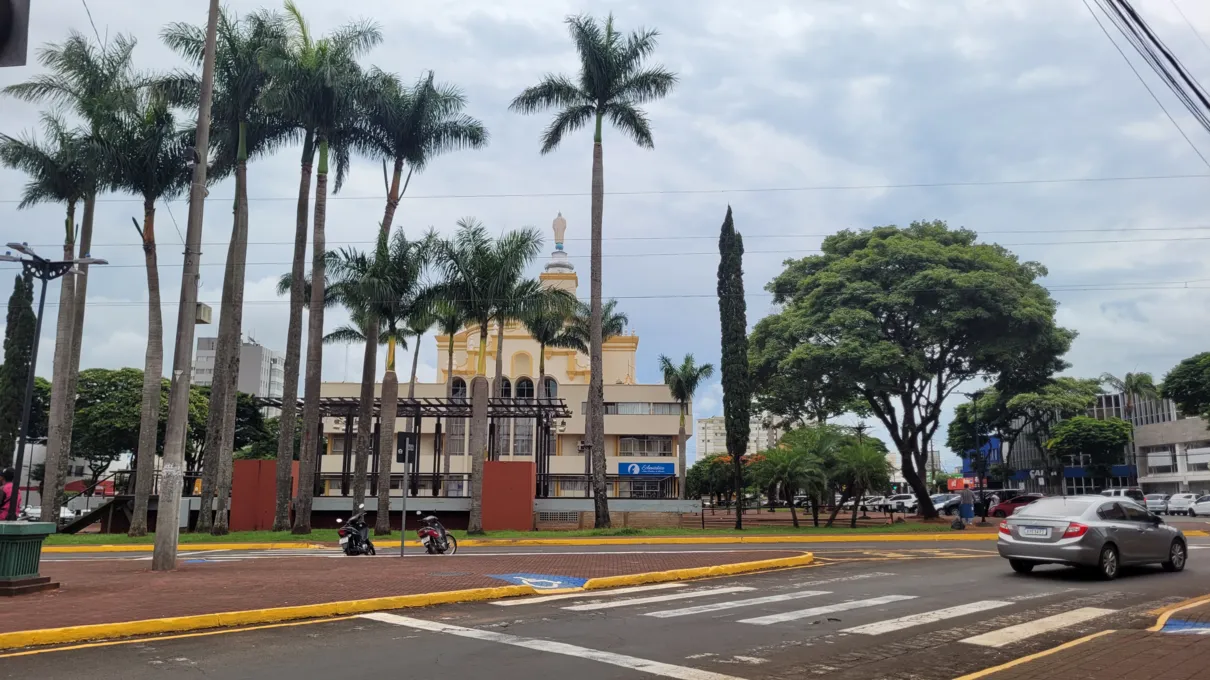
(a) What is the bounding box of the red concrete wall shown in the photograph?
[481,461,535,531]
[231,460,299,532]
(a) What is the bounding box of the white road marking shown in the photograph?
[492,583,686,606]
[738,595,917,626]
[960,607,1116,648]
[563,586,757,612]
[1190,546,1209,550]
[841,600,1012,635]
[645,590,832,618]
[360,612,746,680]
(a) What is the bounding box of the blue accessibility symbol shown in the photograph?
[1162,619,1210,635]
[488,573,587,590]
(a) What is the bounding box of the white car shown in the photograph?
[1167,493,1199,516]
[20,506,76,522]
[884,493,917,513]
[1189,494,1210,518]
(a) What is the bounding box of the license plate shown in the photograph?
[339,536,348,545]
[421,536,431,545]
[1020,527,1049,538]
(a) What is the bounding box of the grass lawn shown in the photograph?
[42,520,981,546]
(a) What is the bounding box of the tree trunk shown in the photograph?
[810,496,819,527]
[274,134,314,531]
[825,489,850,528]
[732,453,743,530]
[901,449,938,519]
[41,207,78,525]
[293,138,329,534]
[351,310,378,509]
[441,335,455,493]
[197,234,238,534]
[382,157,403,230]
[129,201,161,537]
[787,486,799,528]
[408,332,422,399]
[467,376,488,533]
[677,409,687,500]
[375,356,397,536]
[493,317,505,397]
[588,129,609,529]
[54,194,95,515]
[850,485,861,528]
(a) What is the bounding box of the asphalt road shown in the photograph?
[10,535,1210,680]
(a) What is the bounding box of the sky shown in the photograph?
[2,0,1209,472]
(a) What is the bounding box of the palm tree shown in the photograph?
[751,446,823,529]
[433,301,468,492]
[658,354,715,499]
[163,7,291,536]
[4,32,137,525]
[781,425,843,527]
[834,440,892,529]
[490,280,576,398]
[262,2,381,534]
[1100,372,1160,420]
[568,298,627,475]
[510,13,677,529]
[521,305,582,391]
[105,89,193,536]
[434,220,550,532]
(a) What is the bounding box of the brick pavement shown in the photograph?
[5,550,804,634]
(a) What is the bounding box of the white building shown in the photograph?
[1133,400,1210,495]
[193,336,285,415]
[695,414,781,458]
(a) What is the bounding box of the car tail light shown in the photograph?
[1063,522,1088,538]
[999,521,1010,535]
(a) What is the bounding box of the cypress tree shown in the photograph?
[0,272,37,466]
[716,206,750,530]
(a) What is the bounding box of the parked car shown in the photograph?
[928,493,957,514]
[1167,493,1199,516]
[990,493,1046,518]
[862,496,887,511]
[20,505,76,522]
[997,495,1188,579]
[1190,495,1210,518]
[1144,494,1169,515]
[883,493,918,513]
[1100,487,1146,504]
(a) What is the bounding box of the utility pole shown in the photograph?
[152,0,220,572]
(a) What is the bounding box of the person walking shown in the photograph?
[0,468,18,521]
[959,486,976,525]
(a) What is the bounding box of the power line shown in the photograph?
[3,172,1210,205]
[1168,0,1210,57]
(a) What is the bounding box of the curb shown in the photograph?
[0,551,813,651]
[42,542,325,553]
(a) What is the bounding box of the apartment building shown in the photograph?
[193,336,285,415]
[695,414,781,459]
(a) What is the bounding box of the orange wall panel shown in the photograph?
[481,461,535,531]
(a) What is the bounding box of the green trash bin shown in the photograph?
[0,521,59,596]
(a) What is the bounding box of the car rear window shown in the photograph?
[1145,494,1165,500]
[1016,498,1095,517]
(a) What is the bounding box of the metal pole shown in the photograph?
[6,271,47,521]
[399,428,407,558]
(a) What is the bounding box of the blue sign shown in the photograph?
[489,573,587,590]
[1162,619,1210,635]
[618,462,675,476]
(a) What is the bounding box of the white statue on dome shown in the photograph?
[552,212,567,251]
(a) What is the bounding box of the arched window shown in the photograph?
[499,376,512,398]
[542,377,558,398]
[516,377,535,399]
[452,377,467,398]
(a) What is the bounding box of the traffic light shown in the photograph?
[0,0,29,68]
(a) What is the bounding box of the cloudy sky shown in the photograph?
[2,0,1209,469]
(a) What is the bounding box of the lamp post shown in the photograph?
[1,242,106,521]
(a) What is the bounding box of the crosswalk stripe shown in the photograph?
[841,600,1012,635]
[738,595,918,626]
[562,586,756,612]
[492,583,687,606]
[960,607,1116,648]
[645,590,832,619]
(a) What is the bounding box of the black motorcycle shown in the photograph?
[337,503,376,556]
[415,511,457,555]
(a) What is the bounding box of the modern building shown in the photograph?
[695,414,781,459]
[1132,402,1210,495]
[193,336,285,415]
[315,214,690,501]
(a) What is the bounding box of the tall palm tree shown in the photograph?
[490,280,576,398]
[435,220,550,532]
[658,354,715,499]
[510,13,677,528]
[4,32,137,525]
[163,7,292,536]
[521,305,582,391]
[433,301,468,492]
[262,1,381,534]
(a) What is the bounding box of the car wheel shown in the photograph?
[1009,559,1035,574]
[1191,509,1198,518]
[1097,544,1120,580]
[1162,540,1186,573]
[993,510,1006,518]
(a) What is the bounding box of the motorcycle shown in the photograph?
[415,511,457,555]
[336,503,376,556]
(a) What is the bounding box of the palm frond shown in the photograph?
[604,101,654,149]
[323,325,366,345]
[614,67,678,106]
[509,74,589,114]
[539,104,595,154]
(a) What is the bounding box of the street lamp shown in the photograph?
[0,242,106,522]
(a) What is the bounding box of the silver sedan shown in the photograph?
[997,495,1188,580]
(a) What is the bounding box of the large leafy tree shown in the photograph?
[1162,353,1210,420]
[163,6,291,536]
[511,13,677,530]
[0,273,36,466]
[261,2,381,534]
[760,221,1075,518]
[1047,416,1133,481]
[717,206,750,529]
[658,354,715,499]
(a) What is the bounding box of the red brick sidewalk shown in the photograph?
[5,550,804,634]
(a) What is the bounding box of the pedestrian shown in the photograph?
[988,491,1001,514]
[959,486,976,524]
[0,467,17,520]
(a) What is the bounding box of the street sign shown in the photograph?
[617,462,675,476]
[0,0,30,68]
[395,432,418,463]
[488,573,587,590]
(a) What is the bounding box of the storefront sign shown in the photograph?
[618,462,675,476]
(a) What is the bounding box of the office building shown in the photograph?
[193,336,285,415]
[695,414,781,459]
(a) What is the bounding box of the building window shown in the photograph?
[452,378,467,398]
[495,419,512,457]
[618,436,673,457]
[516,378,535,399]
[448,418,466,457]
[499,377,511,398]
[542,377,558,398]
[515,418,533,456]
[586,402,682,415]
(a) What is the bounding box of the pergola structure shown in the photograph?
[258,396,573,497]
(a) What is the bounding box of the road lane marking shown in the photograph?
[960,607,1116,648]
[563,586,756,611]
[738,595,917,626]
[492,583,687,606]
[841,600,1012,635]
[360,612,746,680]
[646,590,832,618]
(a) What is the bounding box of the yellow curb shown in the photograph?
[1185,530,1209,537]
[1147,592,1210,631]
[42,543,325,553]
[951,629,1116,680]
[582,552,814,589]
[0,585,535,651]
